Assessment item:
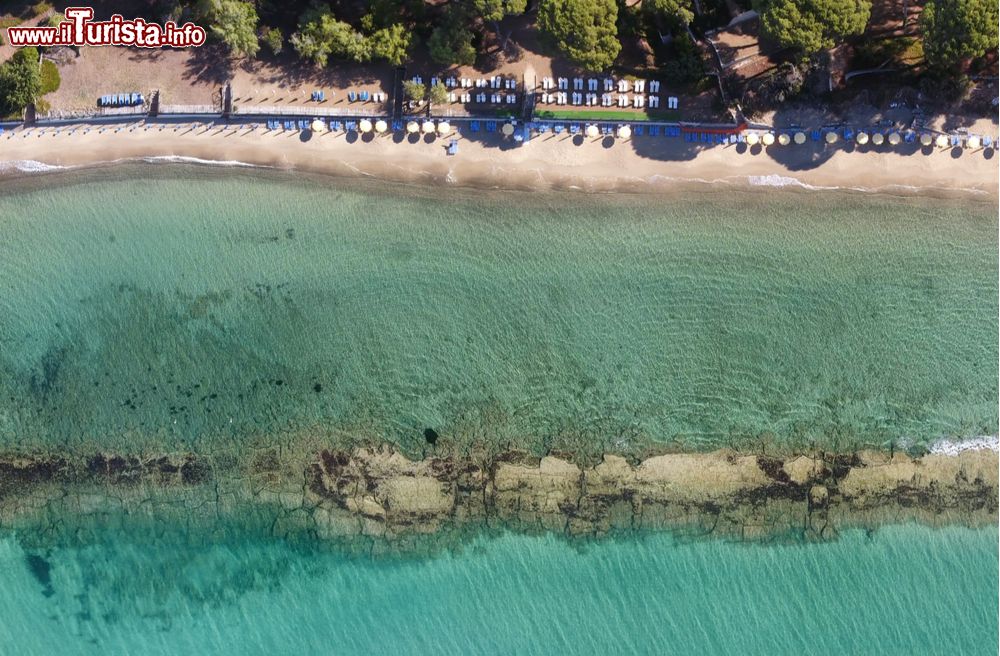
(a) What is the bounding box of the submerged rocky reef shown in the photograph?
[1,444,996,555]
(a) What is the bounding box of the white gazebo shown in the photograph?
[421,121,435,134]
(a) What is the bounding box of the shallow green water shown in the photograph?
[0,524,996,655]
[0,166,995,454]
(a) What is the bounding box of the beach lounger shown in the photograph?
[537,124,548,133]
[119,94,126,105]
[843,128,854,139]
[470,121,480,132]
[447,139,458,156]
[810,130,821,141]
[360,91,370,101]
[984,136,993,147]
[346,121,357,132]
[348,91,357,102]
[554,125,564,134]
[486,121,496,132]
[737,134,745,143]
[283,121,294,130]
[570,124,579,134]
[392,120,403,131]
[950,135,960,146]
[634,125,644,136]
[904,131,915,143]
[331,121,342,131]
[649,125,659,136]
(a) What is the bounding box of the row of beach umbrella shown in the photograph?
[745,129,986,149]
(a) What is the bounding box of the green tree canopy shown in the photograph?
[260,26,283,55]
[428,9,477,66]
[643,0,694,26]
[0,47,41,117]
[402,79,426,101]
[204,0,260,58]
[921,0,999,69]
[291,8,412,66]
[537,0,621,70]
[755,0,871,55]
[369,24,412,65]
[473,0,528,23]
[428,82,449,105]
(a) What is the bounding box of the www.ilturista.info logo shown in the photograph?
[6,7,206,48]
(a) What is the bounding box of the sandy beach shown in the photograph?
[0,118,997,197]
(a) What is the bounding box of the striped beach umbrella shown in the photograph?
[761,132,775,145]
[777,133,790,145]
[585,124,599,138]
[374,120,388,133]
[359,119,373,133]
[920,133,933,146]
[793,131,806,144]
[856,132,869,145]
[887,132,901,145]
[616,125,631,139]
[935,135,948,148]
[406,120,419,133]
[437,121,451,135]
[871,132,884,145]
[825,131,838,144]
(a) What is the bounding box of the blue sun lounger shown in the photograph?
[331,120,342,131]
[569,124,579,134]
[634,125,644,136]
[984,136,993,147]
[904,131,915,143]
[447,139,458,155]
[345,121,356,131]
[843,127,854,140]
[348,91,357,102]
[648,125,659,136]
[553,124,564,134]
[810,130,821,141]
[950,135,960,146]
[486,121,496,132]
[360,91,370,101]
[537,124,548,133]
[737,133,746,143]
[470,120,480,132]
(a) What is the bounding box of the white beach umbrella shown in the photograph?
[761,132,775,146]
[585,124,599,138]
[421,121,435,134]
[825,131,838,144]
[793,131,806,144]
[935,134,948,148]
[437,121,451,135]
[871,132,884,145]
[374,120,388,133]
[777,133,790,145]
[856,131,869,145]
[617,125,631,139]
[311,119,325,133]
[501,122,515,136]
[745,132,759,145]
[406,120,419,133]
[919,133,932,146]
[966,135,980,149]
[887,132,901,145]
[359,119,373,133]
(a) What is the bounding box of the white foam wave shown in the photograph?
[138,155,262,168]
[927,436,999,455]
[0,159,69,173]
[746,174,834,190]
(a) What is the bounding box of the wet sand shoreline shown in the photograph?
[0,118,996,199]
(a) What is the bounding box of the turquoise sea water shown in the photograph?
[0,166,995,455]
[0,524,996,655]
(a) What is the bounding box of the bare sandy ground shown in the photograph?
[0,117,997,198]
